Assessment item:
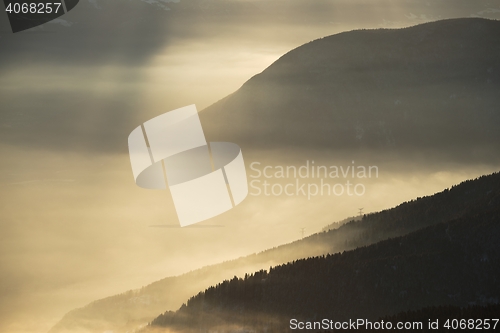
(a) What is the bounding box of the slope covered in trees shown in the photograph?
[51,172,500,333]
[149,173,500,332]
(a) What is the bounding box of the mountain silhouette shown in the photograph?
[48,17,500,333]
[149,172,500,333]
[200,18,500,163]
[50,171,500,332]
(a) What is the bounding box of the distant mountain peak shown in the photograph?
[201,18,500,164]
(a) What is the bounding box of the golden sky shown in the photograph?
[1,1,500,332]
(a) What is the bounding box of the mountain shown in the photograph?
[321,215,360,232]
[3,11,500,156]
[200,18,500,163]
[50,172,500,332]
[148,173,500,333]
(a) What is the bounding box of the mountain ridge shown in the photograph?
[149,173,500,332]
[49,17,500,333]
[200,18,500,163]
[50,171,500,332]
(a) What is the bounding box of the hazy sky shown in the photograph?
[1,1,500,332]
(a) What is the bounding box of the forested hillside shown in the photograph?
[149,173,500,332]
[321,215,360,231]
[51,172,500,333]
